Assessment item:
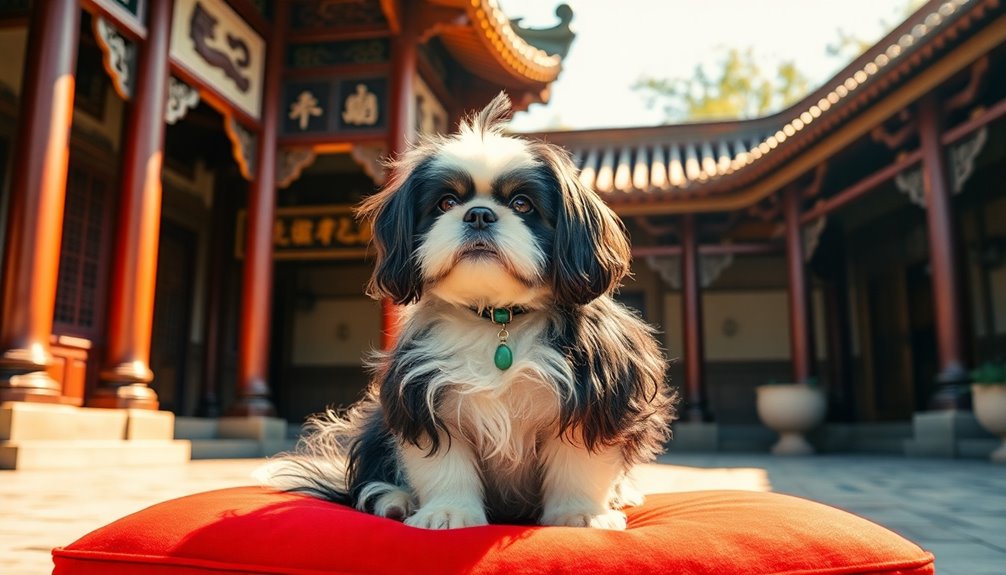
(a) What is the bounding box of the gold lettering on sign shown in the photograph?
[289,91,323,130]
[342,84,378,125]
[290,218,314,246]
[273,221,290,246]
[190,1,251,93]
[236,207,373,260]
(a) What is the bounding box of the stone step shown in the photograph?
[0,439,190,470]
[174,416,218,440]
[0,403,175,441]
[958,438,1001,459]
[1,403,128,441]
[218,416,287,441]
[190,439,264,460]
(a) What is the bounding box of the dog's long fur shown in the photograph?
[257,93,677,529]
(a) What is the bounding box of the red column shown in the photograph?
[0,0,80,403]
[783,186,814,384]
[380,0,418,350]
[680,214,707,421]
[90,0,173,409]
[230,4,287,415]
[918,94,969,409]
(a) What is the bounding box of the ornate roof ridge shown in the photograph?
[467,0,563,84]
[529,0,994,196]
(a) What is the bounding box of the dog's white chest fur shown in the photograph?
[406,305,570,465]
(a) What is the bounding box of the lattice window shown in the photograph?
[54,165,111,335]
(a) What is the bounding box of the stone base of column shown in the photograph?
[0,402,189,469]
[92,362,159,409]
[903,410,994,458]
[226,396,276,417]
[0,351,64,403]
[929,366,973,410]
[88,383,159,410]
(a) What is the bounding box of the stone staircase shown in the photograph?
[0,402,190,469]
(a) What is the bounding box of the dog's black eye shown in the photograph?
[509,195,533,214]
[438,195,460,213]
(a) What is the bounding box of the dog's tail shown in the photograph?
[252,408,355,504]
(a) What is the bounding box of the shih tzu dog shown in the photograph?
[257,93,676,530]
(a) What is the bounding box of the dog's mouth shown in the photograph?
[459,240,500,260]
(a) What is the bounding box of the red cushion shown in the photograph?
[52,487,934,575]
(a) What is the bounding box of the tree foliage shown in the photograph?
[634,47,809,122]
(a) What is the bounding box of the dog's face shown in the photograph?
[359,93,631,309]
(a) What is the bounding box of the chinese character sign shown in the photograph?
[236,206,372,260]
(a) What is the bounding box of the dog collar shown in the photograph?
[473,306,527,323]
[471,307,525,371]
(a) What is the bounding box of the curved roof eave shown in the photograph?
[527,0,1001,211]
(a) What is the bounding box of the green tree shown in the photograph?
[634,47,809,122]
[827,0,929,61]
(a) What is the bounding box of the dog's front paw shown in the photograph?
[541,507,627,530]
[405,502,488,530]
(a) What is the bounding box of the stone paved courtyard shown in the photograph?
[1,454,1003,574]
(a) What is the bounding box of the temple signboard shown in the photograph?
[169,0,264,121]
[235,206,372,260]
[281,76,389,139]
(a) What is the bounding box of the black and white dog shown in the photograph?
[257,93,676,530]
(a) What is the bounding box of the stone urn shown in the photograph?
[972,384,1006,463]
[756,383,826,456]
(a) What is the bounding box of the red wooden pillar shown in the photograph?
[380,0,418,350]
[0,0,80,403]
[91,0,173,409]
[680,214,708,421]
[783,186,814,384]
[918,94,970,409]
[230,4,287,416]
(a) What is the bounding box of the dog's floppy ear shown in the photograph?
[357,157,426,305]
[534,143,632,306]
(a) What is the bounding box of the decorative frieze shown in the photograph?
[165,76,200,124]
[646,253,734,290]
[350,143,387,185]
[94,17,136,100]
[225,116,257,180]
[276,147,317,189]
[895,126,988,208]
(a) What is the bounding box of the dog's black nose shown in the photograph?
[463,207,498,229]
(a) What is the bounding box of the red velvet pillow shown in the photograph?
[52,487,933,575]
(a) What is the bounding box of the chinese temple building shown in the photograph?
[0,0,574,468]
[1,0,1003,469]
[534,0,1006,456]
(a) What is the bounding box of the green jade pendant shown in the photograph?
[491,308,514,370]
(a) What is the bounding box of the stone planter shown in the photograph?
[756,384,826,456]
[972,383,1006,463]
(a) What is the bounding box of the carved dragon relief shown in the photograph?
[190,1,252,94]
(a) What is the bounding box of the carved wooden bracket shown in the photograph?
[165,76,201,124]
[350,143,388,185]
[276,147,317,189]
[871,109,916,149]
[895,126,987,207]
[225,115,257,181]
[946,56,989,112]
[645,253,734,290]
[803,214,828,263]
[94,17,136,100]
[802,163,828,199]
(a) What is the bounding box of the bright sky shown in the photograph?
[502,0,918,132]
